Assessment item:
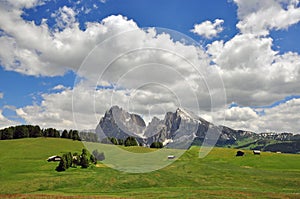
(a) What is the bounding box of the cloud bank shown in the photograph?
[0,0,300,134]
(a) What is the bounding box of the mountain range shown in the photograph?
[95,106,300,153]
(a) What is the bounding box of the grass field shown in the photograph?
[0,138,300,198]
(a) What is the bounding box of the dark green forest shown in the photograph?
[0,125,96,142]
[0,125,164,148]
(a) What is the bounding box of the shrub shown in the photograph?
[66,152,73,168]
[90,154,97,164]
[72,152,80,166]
[80,149,89,168]
[92,149,105,161]
[124,136,138,147]
[150,141,163,148]
[110,137,118,145]
[56,154,67,172]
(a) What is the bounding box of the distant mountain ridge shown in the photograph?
[96,106,254,148]
[96,106,300,153]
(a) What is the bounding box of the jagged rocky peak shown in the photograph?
[175,107,208,124]
[148,116,161,124]
[102,105,120,120]
[144,116,165,137]
[97,106,254,148]
[130,113,146,127]
[98,106,208,138]
[107,105,121,113]
[175,107,191,117]
[104,105,145,127]
[147,116,163,129]
[97,105,147,140]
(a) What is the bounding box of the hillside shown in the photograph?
[0,138,300,198]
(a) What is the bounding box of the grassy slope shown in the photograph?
[0,138,300,198]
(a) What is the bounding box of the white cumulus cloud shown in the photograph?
[234,0,300,35]
[214,98,300,133]
[207,33,300,107]
[52,84,68,91]
[0,1,139,77]
[0,109,20,129]
[51,6,77,29]
[225,106,258,121]
[191,19,224,39]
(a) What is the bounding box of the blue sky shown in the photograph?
[0,0,300,133]
[21,0,239,39]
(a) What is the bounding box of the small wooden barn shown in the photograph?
[47,155,62,162]
[253,150,261,155]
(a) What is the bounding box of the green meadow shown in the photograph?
[0,138,300,198]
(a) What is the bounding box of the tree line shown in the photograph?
[0,125,97,142]
[101,136,139,146]
[101,136,163,148]
[0,125,164,148]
